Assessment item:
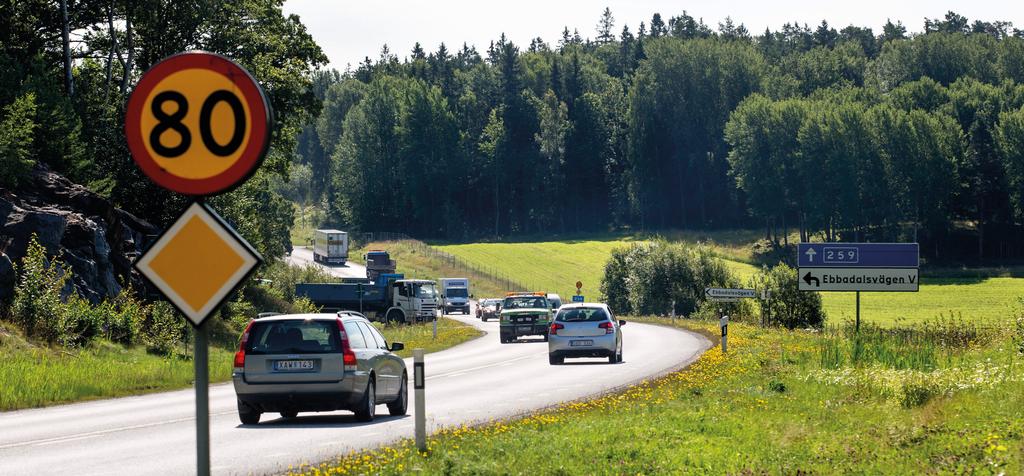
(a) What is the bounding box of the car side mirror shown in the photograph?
[390,342,404,352]
[618,320,626,326]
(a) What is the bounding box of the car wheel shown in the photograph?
[616,347,623,363]
[280,410,298,419]
[549,355,563,365]
[354,380,376,422]
[387,372,408,416]
[238,399,261,425]
[608,352,617,364]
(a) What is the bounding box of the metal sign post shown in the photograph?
[194,320,209,475]
[125,51,271,476]
[413,349,426,452]
[856,291,861,332]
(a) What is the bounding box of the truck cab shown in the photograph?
[387,279,439,323]
[364,250,397,281]
[440,278,471,315]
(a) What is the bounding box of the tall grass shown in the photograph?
[818,315,999,371]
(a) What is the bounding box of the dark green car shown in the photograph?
[499,293,552,343]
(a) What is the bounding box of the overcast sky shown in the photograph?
[283,1,1023,71]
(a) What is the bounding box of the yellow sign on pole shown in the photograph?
[134,202,262,326]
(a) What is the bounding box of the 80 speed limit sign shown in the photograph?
[125,51,272,196]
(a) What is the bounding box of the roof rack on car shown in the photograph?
[257,312,282,318]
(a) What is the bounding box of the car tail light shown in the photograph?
[550,323,564,335]
[599,321,614,334]
[337,319,358,371]
[234,320,254,369]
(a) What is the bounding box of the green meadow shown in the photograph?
[437,235,1024,326]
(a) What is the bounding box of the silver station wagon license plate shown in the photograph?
[274,360,314,371]
[570,340,593,347]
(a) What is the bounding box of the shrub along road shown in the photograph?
[0,307,709,475]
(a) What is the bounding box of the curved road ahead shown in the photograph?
[285,246,367,279]
[0,310,709,475]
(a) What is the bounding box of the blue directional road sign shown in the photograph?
[798,243,918,268]
[572,295,584,303]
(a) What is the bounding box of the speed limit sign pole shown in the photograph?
[126,51,271,476]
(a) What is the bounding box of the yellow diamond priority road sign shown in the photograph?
[135,202,262,326]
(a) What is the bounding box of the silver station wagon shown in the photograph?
[232,312,407,424]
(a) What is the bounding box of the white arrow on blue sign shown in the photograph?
[797,243,918,268]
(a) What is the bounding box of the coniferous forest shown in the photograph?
[293,9,1024,262]
[4,4,1024,262]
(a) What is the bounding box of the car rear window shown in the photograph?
[556,307,609,322]
[246,320,341,354]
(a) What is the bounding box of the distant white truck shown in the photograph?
[440,278,471,314]
[313,229,349,264]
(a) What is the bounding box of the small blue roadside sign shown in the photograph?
[797,243,918,268]
[572,295,584,303]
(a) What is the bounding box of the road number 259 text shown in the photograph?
[824,248,858,262]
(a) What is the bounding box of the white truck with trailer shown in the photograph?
[313,229,349,264]
[440,278,472,314]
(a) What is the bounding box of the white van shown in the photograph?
[439,278,471,314]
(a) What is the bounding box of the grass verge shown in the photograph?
[0,330,234,411]
[289,317,1024,475]
[374,317,483,359]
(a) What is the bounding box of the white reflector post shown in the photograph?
[414,348,426,452]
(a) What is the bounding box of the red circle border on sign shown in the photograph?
[124,51,272,196]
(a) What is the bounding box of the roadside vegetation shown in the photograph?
[290,204,326,247]
[0,323,234,411]
[439,235,1024,327]
[0,236,480,411]
[372,318,482,359]
[290,315,1024,475]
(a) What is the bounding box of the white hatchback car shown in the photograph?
[547,303,625,364]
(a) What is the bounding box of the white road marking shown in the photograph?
[0,411,236,450]
[426,354,534,380]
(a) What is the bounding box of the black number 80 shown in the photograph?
[149,90,247,158]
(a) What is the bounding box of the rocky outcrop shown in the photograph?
[0,165,157,303]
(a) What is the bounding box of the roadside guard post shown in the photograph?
[719,315,728,353]
[125,51,271,476]
[414,348,426,451]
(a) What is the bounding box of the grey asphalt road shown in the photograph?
[0,308,710,476]
[285,246,367,279]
